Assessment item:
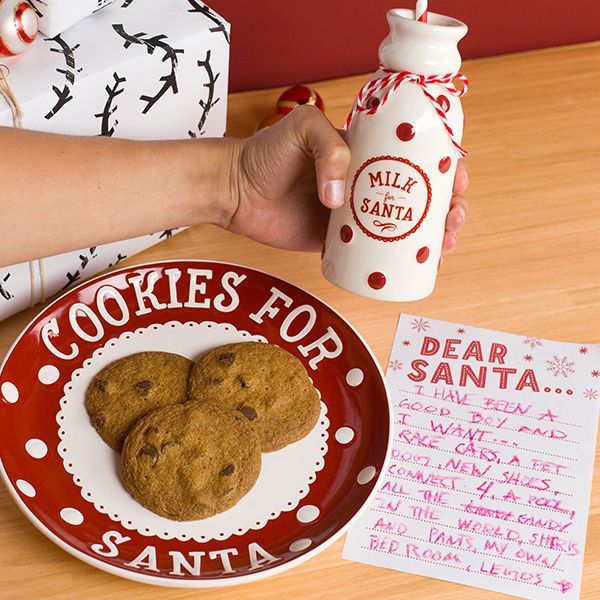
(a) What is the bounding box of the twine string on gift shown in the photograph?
[343,68,469,157]
[0,64,23,128]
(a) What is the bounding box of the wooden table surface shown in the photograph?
[1,42,599,600]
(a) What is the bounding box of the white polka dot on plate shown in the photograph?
[297,505,320,523]
[335,427,355,444]
[357,466,377,485]
[1,381,18,403]
[60,507,84,525]
[345,368,364,387]
[38,365,60,385]
[289,538,312,552]
[25,439,48,459]
[16,479,35,497]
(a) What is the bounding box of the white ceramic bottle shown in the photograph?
[322,9,468,301]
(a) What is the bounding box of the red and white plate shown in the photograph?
[0,260,390,587]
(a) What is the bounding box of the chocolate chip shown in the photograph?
[239,405,257,421]
[239,378,250,389]
[139,444,158,467]
[161,441,179,452]
[134,380,153,396]
[144,426,159,436]
[222,488,233,496]
[96,379,108,392]
[91,413,105,429]
[218,352,235,366]
[211,378,223,386]
[221,463,235,476]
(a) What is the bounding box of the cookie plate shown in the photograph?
[0,260,391,587]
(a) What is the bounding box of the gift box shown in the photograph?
[0,0,230,137]
[0,230,184,317]
[30,0,113,37]
[0,0,230,321]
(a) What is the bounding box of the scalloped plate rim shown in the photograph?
[0,259,393,588]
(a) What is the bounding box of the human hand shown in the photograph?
[223,105,468,253]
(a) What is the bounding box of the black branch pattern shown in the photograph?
[108,253,128,268]
[29,0,46,19]
[188,50,220,138]
[187,0,230,44]
[44,35,81,120]
[95,72,127,137]
[121,0,135,7]
[60,247,97,291]
[0,272,13,301]
[112,24,184,114]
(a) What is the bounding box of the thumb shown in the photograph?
[291,105,351,209]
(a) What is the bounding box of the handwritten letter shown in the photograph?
[343,315,600,599]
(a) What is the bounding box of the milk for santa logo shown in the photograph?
[350,156,431,242]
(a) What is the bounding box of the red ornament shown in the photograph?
[276,85,325,115]
[0,1,38,56]
[396,122,415,142]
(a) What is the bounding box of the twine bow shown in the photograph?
[0,64,23,128]
[344,68,469,157]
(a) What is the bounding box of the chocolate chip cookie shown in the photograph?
[188,342,321,452]
[121,403,262,520]
[85,351,193,451]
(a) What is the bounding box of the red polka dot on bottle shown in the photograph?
[437,95,450,113]
[416,247,430,263]
[340,225,353,243]
[368,272,386,290]
[366,96,380,110]
[439,156,451,174]
[396,122,415,142]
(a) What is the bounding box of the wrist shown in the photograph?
[179,137,244,229]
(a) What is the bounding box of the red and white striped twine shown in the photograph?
[343,69,469,157]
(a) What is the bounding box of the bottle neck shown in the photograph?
[378,9,468,75]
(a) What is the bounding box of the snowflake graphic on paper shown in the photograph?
[388,359,403,372]
[402,340,411,346]
[583,388,599,401]
[579,346,589,355]
[546,355,575,378]
[457,328,465,334]
[524,354,533,362]
[410,318,430,333]
[523,337,543,349]
[592,370,600,378]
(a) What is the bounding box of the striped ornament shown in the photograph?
[0,0,38,56]
[344,69,469,157]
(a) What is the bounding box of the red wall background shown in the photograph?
[209,0,600,92]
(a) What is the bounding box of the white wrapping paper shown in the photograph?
[30,0,113,37]
[0,0,230,320]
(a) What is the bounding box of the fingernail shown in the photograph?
[324,180,345,207]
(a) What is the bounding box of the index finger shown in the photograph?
[453,159,468,194]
